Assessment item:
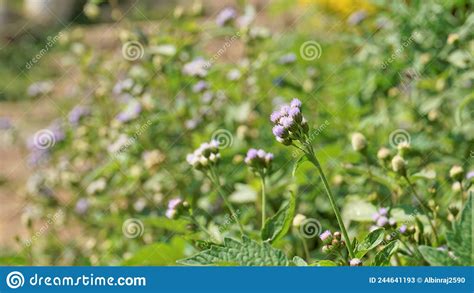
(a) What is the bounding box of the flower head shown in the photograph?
[391,155,406,175]
[216,7,236,26]
[319,230,332,243]
[349,258,363,266]
[165,198,185,219]
[245,148,273,173]
[270,98,308,145]
[186,140,221,170]
[183,58,209,77]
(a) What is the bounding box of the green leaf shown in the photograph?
[229,183,257,203]
[418,246,457,266]
[312,260,337,266]
[261,192,296,243]
[342,196,377,222]
[373,240,399,266]
[292,154,309,178]
[143,217,191,234]
[292,256,308,266]
[123,237,187,265]
[177,236,289,266]
[423,194,473,266]
[356,228,385,258]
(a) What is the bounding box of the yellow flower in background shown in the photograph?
[298,0,375,16]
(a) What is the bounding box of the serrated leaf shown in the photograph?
[373,240,399,266]
[261,192,296,243]
[177,236,289,266]
[292,154,309,177]
[292,256,308,266]
[418,246,457,266]
[356,228,385,258]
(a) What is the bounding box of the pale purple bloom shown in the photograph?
[68,105,90,126]
[257,149,266,158]
[270,111,282,123]
[349,258,362,266]
[389,218,396,226]
[116,100,141,123]
[466,171,474,180]
[278,53,296,65]
[378,207,388,216]
[75,198,89,215]
[290,98,302,108]
[245,148,273,169]
[272,125,285,137]
[279,105,290,116]
[376,216,388,227]
[399,224,407,234]
[183,58,209,77]
[347,10,367,26]
[247,148,258,160]
[201,91,214,103]
[168,198,183,210]
[319,230,332,241]
[288,107,301,120]
[216,7,236,26]
[192,81,208,93]
[280,116,294,129]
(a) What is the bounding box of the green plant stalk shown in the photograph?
[209,168,245,235]
[260,175,266,228]
[304,144,355,259]
[403,176,439,245]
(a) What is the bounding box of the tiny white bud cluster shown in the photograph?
[186,140,221,170]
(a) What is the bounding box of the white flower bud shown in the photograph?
[449,165,464,181]
[351,132,367,152]
[377,147,391,160]
[292,214,306,228]
[391,155,406,175]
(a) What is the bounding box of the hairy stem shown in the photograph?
[208,168,245,235]
[260,175,266,228]
[304,144,355,259]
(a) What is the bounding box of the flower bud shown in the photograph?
[349,258,362,266]
[322,245,331,254]
[391,155,406,175]
[292,214,306,228]
[351,132,367,152]
[377,147,391,161]
[449,165,464,181]
[319,230,332,244]
[448,205,459,217]
[333,231,341,240]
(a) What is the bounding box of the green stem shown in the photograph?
[260,175,266,228]
[304,145,355,259]
[209,168,245,235]
[403,176,439,245]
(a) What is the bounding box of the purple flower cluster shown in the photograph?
[216,7,236,26]
[68,105,91,126]
[166,198,183,219]
[371,207,396,230]
[183,58,209,77]
[270,98,308,145]
[244,148,273,172]
[186,140,221,170]
[115,99,141,123]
